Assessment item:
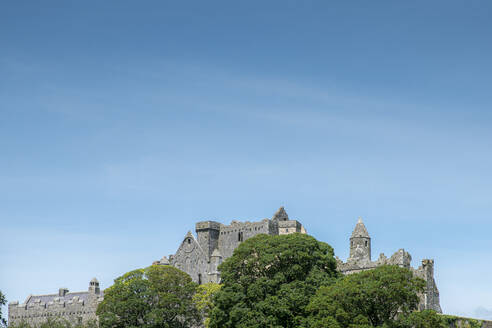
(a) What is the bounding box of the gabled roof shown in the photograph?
[351,217,370,238]
[178,230,206,256]
[184,230,195,241]
[25,291,99,305]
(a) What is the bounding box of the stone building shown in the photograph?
[336,218,442,312]
[8,278,103,326]
[153,207,306,284]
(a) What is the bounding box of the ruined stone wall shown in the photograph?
[412,259,441,312]
[217,219,272,259]
[337,251,442,313]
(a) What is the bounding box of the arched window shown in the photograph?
[365,240,368,247]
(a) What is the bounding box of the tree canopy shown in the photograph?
[306,265,426,328]
[97,265,200,328]
[209,233,339,328]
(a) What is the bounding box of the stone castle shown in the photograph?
[152,206,306,284]
[8,278,103,326]
[153,207,441,312]
[9,207,441,325]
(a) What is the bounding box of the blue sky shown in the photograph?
[1,0,492,320]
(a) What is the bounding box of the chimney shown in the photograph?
[59,288,69,297]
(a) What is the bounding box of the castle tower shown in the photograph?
[349,217,371,262]
[272,207,307,235]
[195,221,221,259]
[88,278,100,295]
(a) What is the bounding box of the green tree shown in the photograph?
[193,283,221,328]
[209,233,339,328]
[97,265,200,328]
[0,290,6,327]
[306,265,425,328]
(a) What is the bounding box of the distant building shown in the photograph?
[8,278,103,326]
[337,218,442,312]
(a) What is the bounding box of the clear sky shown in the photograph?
[1,0,492,321]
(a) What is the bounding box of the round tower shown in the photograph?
[88,278,100,294]
[349,217,371,262]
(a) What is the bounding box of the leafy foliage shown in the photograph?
[0,290,6,327]
[306,265,426,328]
[193,283,221,328]
[208,233,340,328]
[97,265,200,328]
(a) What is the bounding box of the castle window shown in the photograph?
[238,231,243,242]
[351,241,353,247]
[365,240,368,247]
[198,274,202,285]
[187,238,191,244]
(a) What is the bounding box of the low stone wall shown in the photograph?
[442,315,492,328]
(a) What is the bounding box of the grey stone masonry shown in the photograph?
[8,278,103,327]
[153,207,306,284]
[336,218,442,313]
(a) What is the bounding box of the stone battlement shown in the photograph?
[195,221,221,231]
